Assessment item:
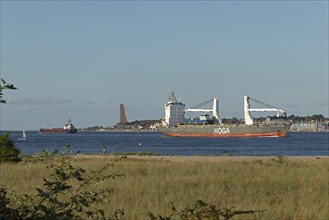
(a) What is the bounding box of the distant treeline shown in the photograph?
[113,120,160,130]
[287,114,327,123]
[82,120,160,131]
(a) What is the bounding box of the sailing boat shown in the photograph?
[18,130,27,140]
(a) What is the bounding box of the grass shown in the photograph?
[1,156,328,219]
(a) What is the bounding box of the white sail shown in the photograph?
[18,130,27,140]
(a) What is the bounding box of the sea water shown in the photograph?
[2,131,329,156]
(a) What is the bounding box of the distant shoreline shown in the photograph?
[2,128,328,133]
[86,129,157,133]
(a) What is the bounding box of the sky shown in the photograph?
[0,1,328,130]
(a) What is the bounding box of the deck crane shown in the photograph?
[244,96,286,125]
[185,97,222,125]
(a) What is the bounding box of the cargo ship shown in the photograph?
[156,92,291,137]
[40,119,78,133]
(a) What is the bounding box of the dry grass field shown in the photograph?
[1,155,328,219]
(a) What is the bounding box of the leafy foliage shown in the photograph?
[0,78,17,104]
[32,149,56,163]
[9,146,124,219]
[112,120,160,130]
[0,186,20,220]
[148,200,265,220]
[0,133,21,163]
[0,79,20,163]
[288,114,326,123]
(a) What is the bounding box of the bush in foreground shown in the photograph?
[8,147,124,219]
[0,186,20,220]
[0,134,21,163]
[148,200,265,220]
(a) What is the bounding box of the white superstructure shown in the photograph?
[163,92,185,127]
[162,93,222,126]
[63,118,75,130]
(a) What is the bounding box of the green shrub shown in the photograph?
[0,186,20,220]
[137,151,160,156]
[9,148,124,219]
[0,134,21,163]
[148,200,266,220]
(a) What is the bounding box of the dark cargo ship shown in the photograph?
[40,119,78,133]
[156,93,291,138]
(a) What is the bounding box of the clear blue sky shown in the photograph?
[1,1,328,130]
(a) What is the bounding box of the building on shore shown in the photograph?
[290,120,328,132]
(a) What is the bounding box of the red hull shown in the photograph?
[40,128,66,133]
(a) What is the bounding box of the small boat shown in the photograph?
[18,130,27,140]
